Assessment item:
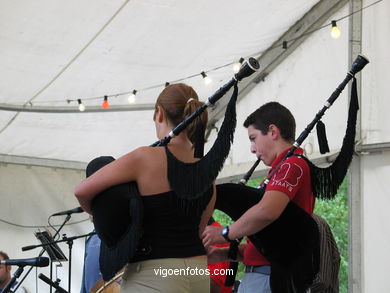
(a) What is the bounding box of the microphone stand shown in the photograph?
[22,231,95,293]
[15,214,72,293]
[39,273,68,293]
[51,215,70,293]
[2,266,25,293]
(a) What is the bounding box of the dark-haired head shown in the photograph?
[0,251,9,261]
[243,102,295,143]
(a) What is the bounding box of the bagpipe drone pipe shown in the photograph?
[86,58,260,281]
[215,55,369,293]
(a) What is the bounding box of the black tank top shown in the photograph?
[131,188,213,262]
[131,187,212,262]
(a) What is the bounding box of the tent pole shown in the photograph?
[348,0,363,292]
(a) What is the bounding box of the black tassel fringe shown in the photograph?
[167,83,238,201]
[305,78,359,200]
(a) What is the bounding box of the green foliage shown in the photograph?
[213,177,349,292]
[314,178,348,293]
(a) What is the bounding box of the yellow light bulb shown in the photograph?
[233,58,244,73]
[201,71,212,85]
[128,90,137,104]
[331,21,341,39]
[331,26,341,39]
[128,94,135,104]
[204,76,212,85]
[78,99,85,112]
[233,62,241,73]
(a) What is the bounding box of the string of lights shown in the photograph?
[1,0,383,113]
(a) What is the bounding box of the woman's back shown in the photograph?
[135,142,200,196]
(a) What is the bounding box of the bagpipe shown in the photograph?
[87,58,260,281]
[215,55,369,293]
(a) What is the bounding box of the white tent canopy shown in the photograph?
[1,0,389,292]
[0,0,319,162]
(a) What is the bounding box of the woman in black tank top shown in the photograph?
[75,83,216,293]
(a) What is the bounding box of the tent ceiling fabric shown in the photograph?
[0,0,318,163]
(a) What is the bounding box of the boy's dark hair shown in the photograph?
[0,251,10,260]
[243,102,296,142]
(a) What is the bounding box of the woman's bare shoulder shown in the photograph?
[124,146,164,161]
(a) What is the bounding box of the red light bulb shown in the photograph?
[102,96,109,109]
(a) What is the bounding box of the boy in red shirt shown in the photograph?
[202,102,315,293]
